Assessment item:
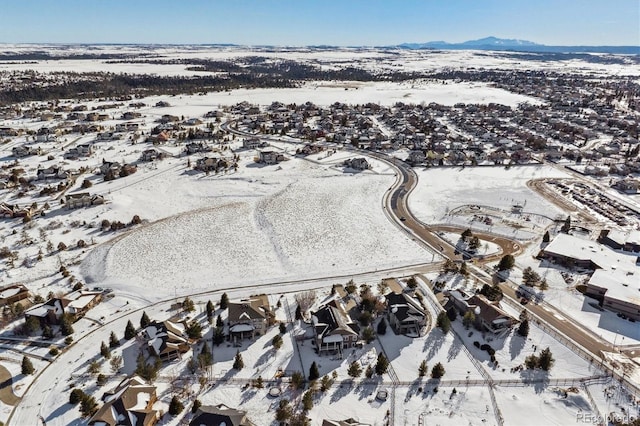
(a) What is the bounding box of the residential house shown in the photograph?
[116,122,140,132]
[311,299,360,355]
[242,138,266,149]
[88,376,158,426]
[227,296,271,340]
[24,290,102,325]
[0,202,35,219]
[141,320,190,361]
[257,150,285,165]
[37,166,69,181]
[0,127,18,137]
[195,156,219,172]
[407,150,426,165]
[385,292,427,336]
[100,160,121,176]
[447,290,516,334]
[64,143,93,159]
[185,142,211,155]
[12,145,40,157]
[65,192,104,209]
[0,284,29,307]
[299,144,324,156]
[140,149,163,162]
[35,127,57,142]
[97,132,122,141]
[121,111,142,120]
[190,404,255,426]
[343,157,370,171]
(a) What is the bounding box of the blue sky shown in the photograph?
[0,0,638,46]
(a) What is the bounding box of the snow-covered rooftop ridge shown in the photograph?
[606,228,640,246]
[544,233,637,270]
[589,268,640,304]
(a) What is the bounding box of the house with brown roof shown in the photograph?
[65,192,105,209]
[0,284,29,307]
[24,290,102,325]
[227,296,272,340]
[311,299,360,355]
[141,320,190,361]
[447,289,516,335]
[385,292,428,337]
[89,376,158,426]
[190,404,255,426]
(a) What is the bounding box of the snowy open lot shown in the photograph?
[410,165,571,224]
[80,157,429,300]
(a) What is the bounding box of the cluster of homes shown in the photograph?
[88,375,255,426]
[541,232,640,321]
[230,96,638,182]
[23,290,103,326]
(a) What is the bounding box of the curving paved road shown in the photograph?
[223,121,639,394]
[375,151,639,397]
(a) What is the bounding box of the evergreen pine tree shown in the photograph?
[140,311,151,328]
[21,356,34,375]
[124,320,136,340]
[375,353,389,375]
[302,390,314,411]
[60,314,74,336]
[538,347,554,371]
[100,341,111,359]
[109,331,119,348]
[233,351,244,370]
[517,319,530,337]
[169,395,184,415]
[436,311,451,333]
[431,362,445,378]
[348,361,362,378]
[309,361,320,381]
[220,292,229,310]
[418,360,428,377]
[206,300,214,320]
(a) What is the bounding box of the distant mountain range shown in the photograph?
[397,36,639,54]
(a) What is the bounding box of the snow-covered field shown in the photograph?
[2,44,639,77]
[410,165,571,224]
[80,158,429,300]
[159,80,541,108]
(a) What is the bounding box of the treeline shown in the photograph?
[0,52,152,61]
[0,73,296,105]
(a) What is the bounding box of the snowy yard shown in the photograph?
[80,158,430,300]
[409,165,570,226]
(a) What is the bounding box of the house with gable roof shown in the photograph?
[88,376,158,426]
[446,289,516,335]
[227,296,272,340]
[140,320,190,361]
[311,299,360,355]
[385,292,428,336]
[190,404,255,426]
[24,290,102,326]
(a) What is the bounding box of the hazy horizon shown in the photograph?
[0,0,638,47]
